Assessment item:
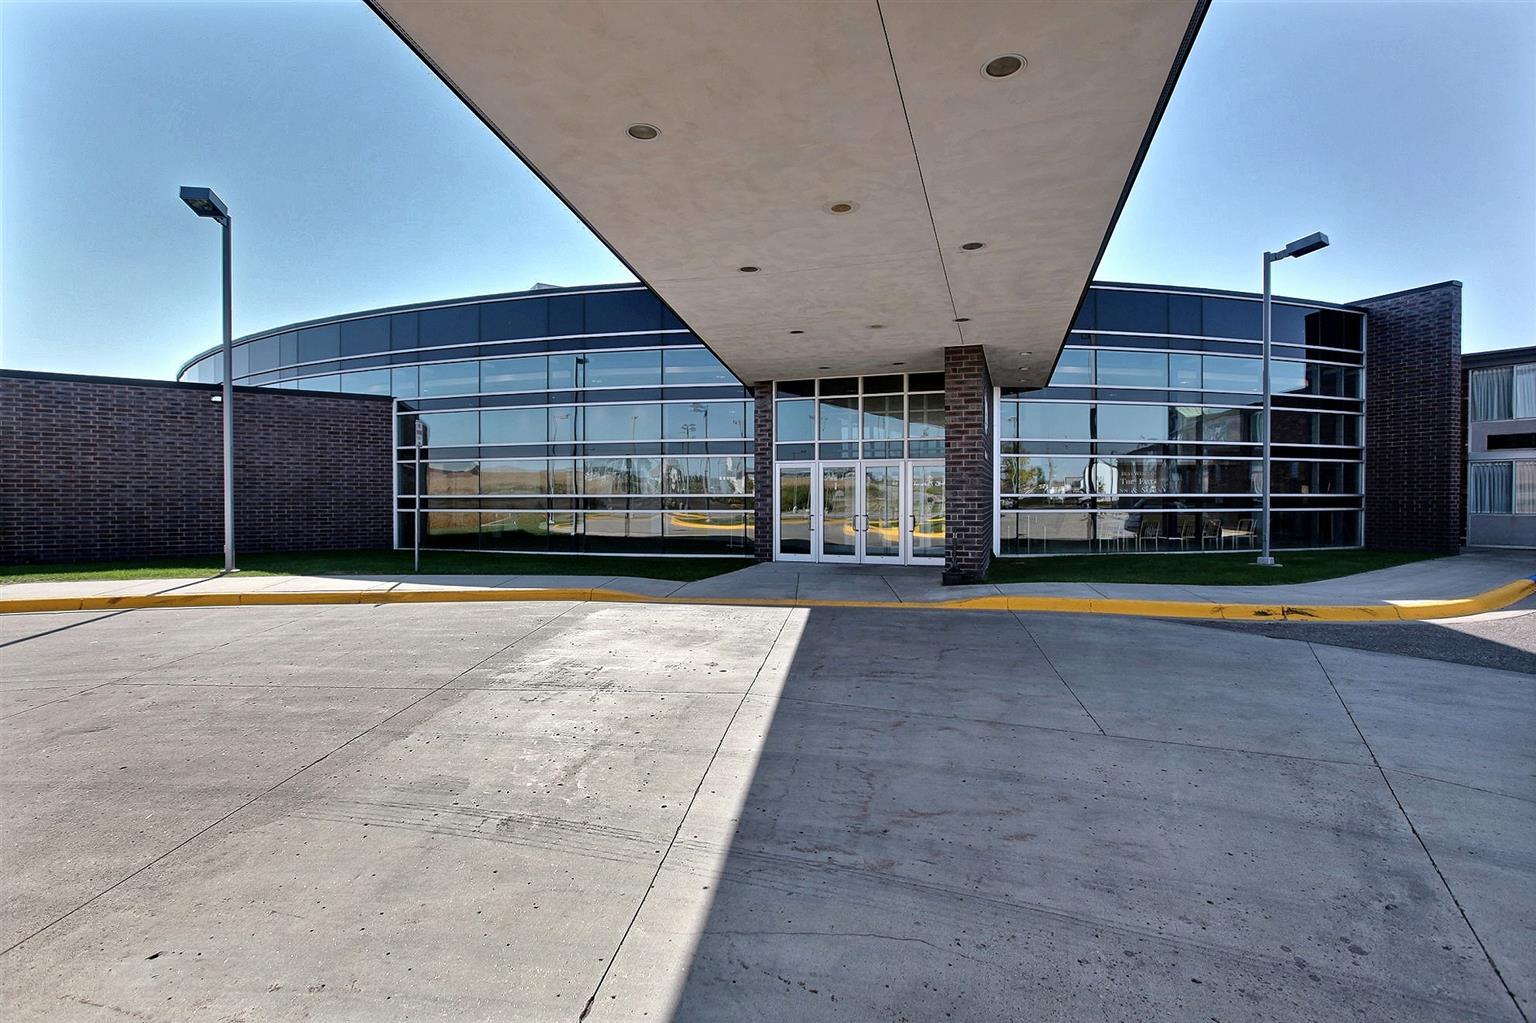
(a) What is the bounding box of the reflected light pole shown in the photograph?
[1258,231,1330,567]
[180,186,236,573]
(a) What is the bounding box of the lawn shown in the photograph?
[986,548,1442,586]
[0,549,752,585]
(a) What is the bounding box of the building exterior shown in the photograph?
[0,371,392,564]
[167,278,1465,572]
[1464,346,1536,548]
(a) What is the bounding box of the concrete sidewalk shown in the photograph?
[0,548,1531,621]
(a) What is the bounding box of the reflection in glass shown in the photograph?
[417,411,478,447]
[910,465,945,559]
[820,465,857,557]
[819,397,860,442]
[1095,350,1166,387]
[1049,348,1092,387]
[863,464,901,559]
[420,361,479,397]
[582,350,662,388]
[778,466,813,555]
[481,356,548,394]
[862,395,904,441]
[776,399,815,442]
[481,408,547,445]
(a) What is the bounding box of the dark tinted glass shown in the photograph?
[1270,304,1309,345]
[1096,290,1168,333]
[1202,298,1262,340]
[908,372,944,392]
[247,338,278,373]
[1071,291,1096,330]
[1168,294,1202,335]
[391,313,419,351]
[547,295,584,335]
[278,332,298,366]
[480,299,549,341]
[419,305,480,347]
[776,379,815,398]
[232,343,250,379]
[341,316,391,356]
[820,377,858,397]
[297,324,340,363]
[863,375,903,394]
[585,290,662,333]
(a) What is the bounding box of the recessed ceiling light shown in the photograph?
[982,54,1026,79]
[954,317,971,323]
[961,242,985,251]
[892,362,905,366]
[788,329,804,334]
[738,265,759,273]
[824,201,858,215]
[626,123,660,140]
[868,324,884,329]
[818,366,831,370]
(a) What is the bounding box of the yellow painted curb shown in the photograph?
[0,577,1530,622]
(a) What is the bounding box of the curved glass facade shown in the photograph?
[179,285,755,555]
[180,280,1367,561]
[1000,284,1366,554]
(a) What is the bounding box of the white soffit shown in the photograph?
[370,0,1206,387]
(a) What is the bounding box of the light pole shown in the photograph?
[180,186,237,573]
[1257,231,1329,567]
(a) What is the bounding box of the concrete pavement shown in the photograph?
[0,599,1530,1021]
[1,548,1532,621]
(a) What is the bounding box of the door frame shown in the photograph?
[772,462,817,563]
[906,459,946,566]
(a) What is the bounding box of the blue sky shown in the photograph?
[2,0,1532,380]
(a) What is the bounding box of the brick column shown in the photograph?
[1353,282,1462,552]
[943,346,995,584]
[752,381,775,561]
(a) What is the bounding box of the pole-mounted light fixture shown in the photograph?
[180,186,236,573]
[1257,231,1330,568]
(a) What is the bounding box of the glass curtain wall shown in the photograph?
[178,286,755,556]
[1000,286,1366,554]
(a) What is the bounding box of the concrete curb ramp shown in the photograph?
[1,576,1532,622]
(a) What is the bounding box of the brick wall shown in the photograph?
[0,371,394,564]
[943,346,994,584]
[1354,282,1463,552]
[752,382,775,561]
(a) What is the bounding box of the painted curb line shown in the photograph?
[0,576,1531,622]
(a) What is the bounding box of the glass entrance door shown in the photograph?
[909,462,946,564]
[818,463,860,562]
[776,464,814,562]
[861,462,904,563]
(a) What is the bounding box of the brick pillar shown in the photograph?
[1354,281,1462,552]
[943,346,995,584]
[752,381,775,561]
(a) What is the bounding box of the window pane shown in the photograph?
[340,317,391,357]
[583,349,662,388]
[548,355,579,389]
[480,299,548,341]
[585,290,662,333]
[907,394,945,439]
[776,399,815,442]
[1272,361,1309,395]
[818,396,860,441]
[584,404,660,442]
[548,407,579,442]
[297,374,339,392]
[419,361,479,396]
[481,408,547,445]
[862,394,904,441]
[390,366,418,398]
[247,338,279,373]
[1203,356,1262,392]
[425,460,477,495]
[1096,404,1169,442]
[418,411,478,447]
[1095,290,1168,333]
[341,369,391,395]
[1202,297,1262,340]
[297,324,340,363]
[481,356,548,393]
[1003,455,1091,495]
[1020,402,1090,440]
[481,459,548,494]
[419,305,480,347]
[1049,348,1092,386]
[1095,351,1167,387]
[1169,354,1201,388]
[663,347,737,385]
